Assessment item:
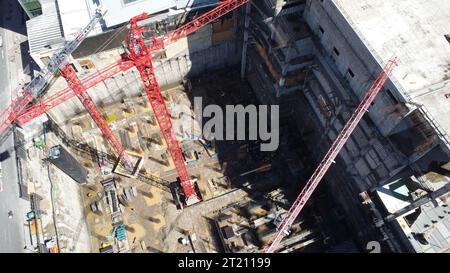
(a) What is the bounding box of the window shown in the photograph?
[333,47,340,56]
[347,68,355,78]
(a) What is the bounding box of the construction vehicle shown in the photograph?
[262,58,399,253]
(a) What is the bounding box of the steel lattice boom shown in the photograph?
[15,1,250,128]
[2,0,250,204]
[263,58,398,253]
[123,0,250,204]
[150,0,250,51]
[0,11,104,135]
[16,60,134,125]
[60,65,134,169]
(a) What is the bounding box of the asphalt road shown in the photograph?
[0,0,30,253]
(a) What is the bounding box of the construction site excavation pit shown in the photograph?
[11,0,450,254]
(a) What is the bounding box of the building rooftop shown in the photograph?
[26,0,64,55]
[334,0,450,144]
[57,0,103,39]
[99,0,176,28]
[407,199,450,253]
[27,0,103,58]
[377,176,450,253]
[99,0,219,28]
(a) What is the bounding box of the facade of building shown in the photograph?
[244,0,450,252]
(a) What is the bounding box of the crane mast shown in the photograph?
[123,0,250,205]
[263,58,398,253]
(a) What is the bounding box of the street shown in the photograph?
[0,0,31,253]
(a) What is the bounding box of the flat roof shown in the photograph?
[27,0,65,55]
[99,0,177,28]
[57,0,103,39]
[333,0,450,143]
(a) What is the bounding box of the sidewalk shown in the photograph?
[0,1,33,253]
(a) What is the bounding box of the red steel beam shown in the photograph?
[16,60,134,125]
[122,0,249,203]
[126,12,200,202]
[0,89,34,135]
[15,0,251,127]
[60,64,134,169]
[150,0,249,51]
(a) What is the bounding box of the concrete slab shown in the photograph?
[334,0,450,143]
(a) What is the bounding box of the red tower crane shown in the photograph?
[59,64,134,169]
[122,0,250,205]
[15,60,134,125]
[0,11,104,136]
[0,10,135,169]
[0,10,138,170]
[1,0,250,206]
[263,57,398,253]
